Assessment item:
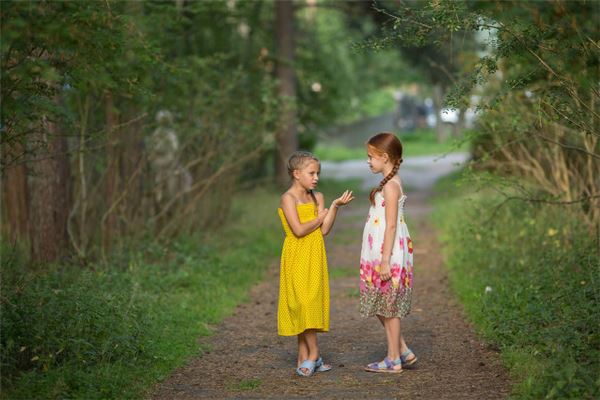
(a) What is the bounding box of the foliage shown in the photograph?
[295,5,417,133]
[434,172,600,399]
[376,0,600,225]
[1,0,284,259]
[0,186,282,399]
[0,0,147,166]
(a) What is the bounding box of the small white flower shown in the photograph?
[311,82,322,92]
[485,286,493,294]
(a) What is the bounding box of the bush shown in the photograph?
[434,173,600,399]
[1,262,148,377]
[0,186,282,399]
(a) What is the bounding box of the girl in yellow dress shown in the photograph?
[278,151,354,377]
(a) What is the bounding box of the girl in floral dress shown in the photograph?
[360,132,418,374]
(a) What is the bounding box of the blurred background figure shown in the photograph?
[148,110,192,207]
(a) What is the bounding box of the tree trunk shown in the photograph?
[29,117,71,263]
[2,142,29,243]
[122,105,144,230]
[102,91,120,251]
[274,0,298,185]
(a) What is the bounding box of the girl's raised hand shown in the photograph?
[334,190,355,207]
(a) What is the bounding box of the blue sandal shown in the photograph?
[364,356,403,373]
[400,349,418,367]
[315,357,332,372]
[296,359,316,377]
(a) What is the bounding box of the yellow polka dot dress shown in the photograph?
[277,203,330,336]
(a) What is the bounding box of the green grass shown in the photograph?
[315,129,469,161]
[330,267,356,279]
[1,186,284,399]
[432,172,600,399]
[229,378,262,391]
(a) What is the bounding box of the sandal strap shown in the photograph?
[315,357,332,372]
[400,349,415,363]
[296,359,316,377]
[383,357,395,369]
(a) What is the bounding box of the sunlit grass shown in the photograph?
[229,378,262,391]
[315,129,469,161]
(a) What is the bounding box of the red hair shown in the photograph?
[367,132,403,205]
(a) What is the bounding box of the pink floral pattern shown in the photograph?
[359,191,413,318]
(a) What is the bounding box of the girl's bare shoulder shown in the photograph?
[382,178,402,200]
[280,191,296,208]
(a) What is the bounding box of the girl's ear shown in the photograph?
[292,169,300,180]
[382,152,391,164]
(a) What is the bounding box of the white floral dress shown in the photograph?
[359,190,414,318]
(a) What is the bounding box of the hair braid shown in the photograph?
[369,158,401,205]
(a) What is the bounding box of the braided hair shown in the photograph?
[367,132,403,205]
[287,150,320,211]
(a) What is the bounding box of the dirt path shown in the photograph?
[149,189,510,399]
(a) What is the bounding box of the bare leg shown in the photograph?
[298,329,331,374]
[297,332,309,367]
[304,329,319,361]
[383,317,401,361]
[365,315,402,372]
[378,315,411,357]
[298,329,318,374]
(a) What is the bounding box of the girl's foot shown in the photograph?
[364,357,403,373]
[400,349,418,366]
[296,360,316,377]
[315,357,332,372]
[297,357,332,373]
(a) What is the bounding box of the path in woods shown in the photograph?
[150,153,510,399]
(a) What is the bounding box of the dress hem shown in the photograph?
[278,327,329,337]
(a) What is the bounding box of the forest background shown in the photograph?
[1,0,598,399]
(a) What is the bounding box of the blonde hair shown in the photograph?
[287,150,320,210]
[367,132,403,205]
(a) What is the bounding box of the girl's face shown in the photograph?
[367,147,388,174]
[294,160,320,190]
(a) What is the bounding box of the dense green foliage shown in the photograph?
[380,0,599,224]
[434,173,600,399]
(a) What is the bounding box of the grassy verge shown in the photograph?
[315,129,469,161]
[432,172,600,399]
[1,185,285,399]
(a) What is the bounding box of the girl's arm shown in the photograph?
[319,190,354,236]
[380,182,400,281]
[280,193,327,237]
